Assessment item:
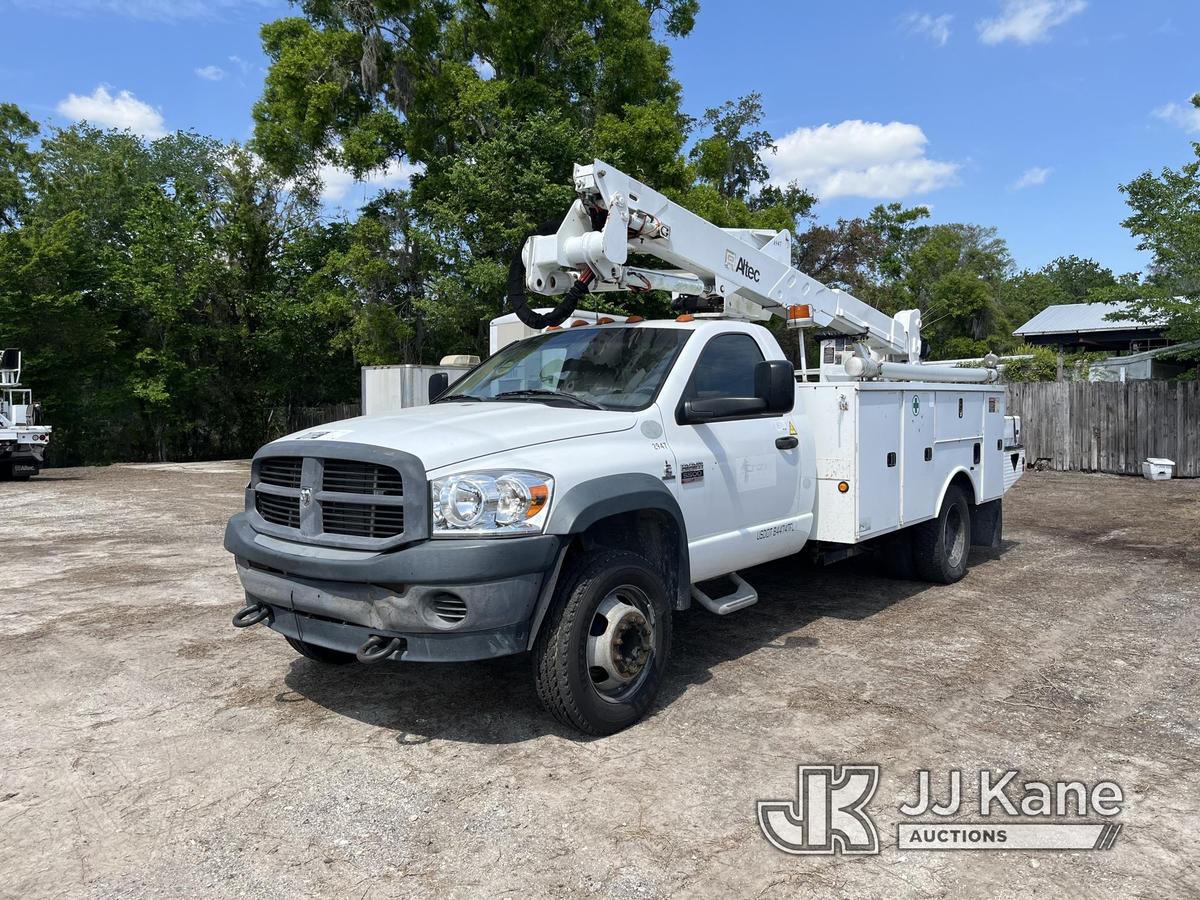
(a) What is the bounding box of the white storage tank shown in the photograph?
[361,360,476,414]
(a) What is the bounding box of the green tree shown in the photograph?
[0,115,360,464]
[0,103,38,229]
[1118,93,1200,348]
[250,0,724,356]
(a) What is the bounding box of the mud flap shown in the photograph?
[971,499,1002,548]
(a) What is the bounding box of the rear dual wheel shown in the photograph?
[912,485,971,584]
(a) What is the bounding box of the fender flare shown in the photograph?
[525,474,691,649]
[935,466,979,513]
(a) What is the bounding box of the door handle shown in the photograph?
[775,436,798,450]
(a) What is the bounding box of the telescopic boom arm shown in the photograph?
[520,159,924,363]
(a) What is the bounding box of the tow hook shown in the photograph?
[356,635,405,663]
[232,603,271,628]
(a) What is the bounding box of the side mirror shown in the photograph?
[428,371,449,401]
[755,360,795,414]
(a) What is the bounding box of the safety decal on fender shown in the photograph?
[681,461,704,485]
[662,461,676,481]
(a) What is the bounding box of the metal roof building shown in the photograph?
[1013,302,1167,351]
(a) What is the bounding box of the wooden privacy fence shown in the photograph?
[1006,381,1200,477]
[265,403,362,441]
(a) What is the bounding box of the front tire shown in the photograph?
[533,549,672,735]
[285,636,356,665]
[913,484,971,584]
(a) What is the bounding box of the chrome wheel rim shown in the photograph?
[587,586,656,703]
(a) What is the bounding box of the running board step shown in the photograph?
[691,572,758,615]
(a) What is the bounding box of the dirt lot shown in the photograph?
[3,464,1199,898]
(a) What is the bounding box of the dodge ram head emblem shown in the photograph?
[299,487,312,508]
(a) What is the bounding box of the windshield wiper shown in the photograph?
[491,389,605,410]
[431,393,483,403]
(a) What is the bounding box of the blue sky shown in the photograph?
[1,0,1198,277]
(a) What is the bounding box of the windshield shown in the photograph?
[440,327,690,411]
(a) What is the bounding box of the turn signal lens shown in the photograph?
[838,481,850,494]
[527,484,549,517]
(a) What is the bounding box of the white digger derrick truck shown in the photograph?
[1,349,52,480]
[225,160,1025,734]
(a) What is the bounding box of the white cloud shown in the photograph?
[194,65,226,81]
[765,120,960,200]
[978,0,1086,45]
[10,0,278,21]
[1153,100,1200,134]
[56,85,166,138]
[904,12,953,46]
[318,159,423,204]
[1012,166,1052,189]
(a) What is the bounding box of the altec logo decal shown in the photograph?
[724,248,761,282]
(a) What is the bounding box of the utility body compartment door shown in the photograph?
[901,389,935,524]
[855,390,901,538]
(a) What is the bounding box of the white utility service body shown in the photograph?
[226,159,1024,734]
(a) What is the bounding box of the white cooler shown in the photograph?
[1142,458,1175,481]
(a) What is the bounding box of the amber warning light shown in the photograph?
[787,304,813,327]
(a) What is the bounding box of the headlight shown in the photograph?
[431,470,553,538]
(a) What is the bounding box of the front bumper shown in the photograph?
[224,512,562,662]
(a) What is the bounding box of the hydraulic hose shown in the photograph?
[506,218,594,329]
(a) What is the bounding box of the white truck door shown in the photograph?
[664,332,805,582]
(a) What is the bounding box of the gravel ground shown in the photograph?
[3,464,1198,898]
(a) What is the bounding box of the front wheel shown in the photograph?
[533,549,672,735]
[913,485,971,584]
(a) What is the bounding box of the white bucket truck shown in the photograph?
[1,349,52,480]
[226,161,1024,734]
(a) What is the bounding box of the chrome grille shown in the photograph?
[259,457,302,488]
[322,501,405,538]
[322,459,403,496]
[255,492,300,528]
[249,446,423,548]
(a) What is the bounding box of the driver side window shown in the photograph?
[686,333,764,400]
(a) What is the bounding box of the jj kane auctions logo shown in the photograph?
[758,766,1124,855]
